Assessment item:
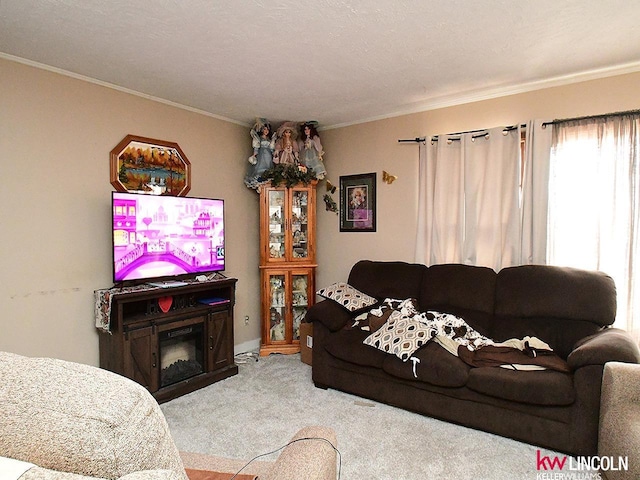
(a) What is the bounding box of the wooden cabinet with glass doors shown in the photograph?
[259,183,317,355]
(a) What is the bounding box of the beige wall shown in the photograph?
[2,56,639,367]
[316,72,640,289]
[0,58,260,365]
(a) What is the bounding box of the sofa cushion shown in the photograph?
[492,265,616,358]
[420,264,497,335]
[324,329,388,368]
[347,260,427,300]
[495,265,616,325]
[363,311,433,361]
[316,282,377,312]
[382,342,470,387]
[466,367,576,406]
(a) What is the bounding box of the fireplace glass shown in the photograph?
[159,324,204,387]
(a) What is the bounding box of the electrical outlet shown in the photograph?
[244,315,250,326]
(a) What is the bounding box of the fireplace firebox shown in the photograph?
[159,324,205,387]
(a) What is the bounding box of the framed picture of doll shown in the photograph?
[339,173,376,232]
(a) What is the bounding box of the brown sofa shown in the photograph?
[307,260,640,456]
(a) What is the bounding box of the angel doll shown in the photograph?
[298,121,326,179]
[244,118,276,189]
[274,122,299,165]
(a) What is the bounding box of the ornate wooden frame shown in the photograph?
[110,134,191,196]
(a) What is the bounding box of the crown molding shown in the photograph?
[4,52,639,132]
[0,52,250,127]
[322,60,640,130]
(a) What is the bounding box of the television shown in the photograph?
[112,191,225,284]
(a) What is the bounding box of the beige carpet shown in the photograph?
[161,353,566,479]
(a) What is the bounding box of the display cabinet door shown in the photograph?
[291,270,314,341]
[288,187,311,262]
[267,189,286,261]
[266,271,288,344]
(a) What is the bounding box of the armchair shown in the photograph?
[0,351,337,480]
[599,361,640,480]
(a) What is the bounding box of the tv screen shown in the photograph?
[112,192,225,283]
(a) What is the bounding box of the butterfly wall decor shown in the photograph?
[382,171,398,184]
[323,193,338,214]
[326,180,337,194]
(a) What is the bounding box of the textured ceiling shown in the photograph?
[2,0,640,129]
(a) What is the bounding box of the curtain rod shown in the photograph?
[399,110,640,143]
[398,124,526,144]
[541,109,640,127]
[429,123,526,142]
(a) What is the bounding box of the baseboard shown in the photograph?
[234,338,260,356]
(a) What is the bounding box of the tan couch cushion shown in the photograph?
[0,352,187,480]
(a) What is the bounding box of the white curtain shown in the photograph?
[520,120,553,264]
[547,113,640,341]
[415,126,524,271]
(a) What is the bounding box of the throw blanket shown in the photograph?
[414,311,570,373]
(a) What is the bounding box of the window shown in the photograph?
[547,113,639,341]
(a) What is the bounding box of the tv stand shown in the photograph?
[95,277,238,403]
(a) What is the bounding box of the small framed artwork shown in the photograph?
[110,134,191,196]
[339,172,376,232]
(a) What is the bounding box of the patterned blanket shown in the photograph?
[360,298,570,373]
[419,311,570,372]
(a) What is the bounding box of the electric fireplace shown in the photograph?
[159,323,205,387]
[97,277,239,402]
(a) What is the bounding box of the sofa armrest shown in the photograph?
[306,300,351,332]
[261,426,338,480]
[598,362,640,479]
[567,328,640,370]
[600,361,640,414]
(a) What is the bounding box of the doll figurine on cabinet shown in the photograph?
[298,121,326,179]
[293,276,307,294]
[269,308,285,341]
[274,122,299,165]
[245,118,276,189]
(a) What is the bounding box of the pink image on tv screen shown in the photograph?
[112,192,225,282]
